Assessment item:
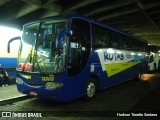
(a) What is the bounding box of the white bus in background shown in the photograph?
[0,26,21,84]
[148,45,160,72]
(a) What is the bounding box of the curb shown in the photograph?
[0,95,31,106]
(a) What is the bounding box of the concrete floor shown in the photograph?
[0,85,24,101]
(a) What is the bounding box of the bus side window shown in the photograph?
[122,36,131,50]
[92,24,108,49]
[132,39,137,51]
[108,30,121,49]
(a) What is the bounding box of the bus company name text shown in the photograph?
[104,52,124,61]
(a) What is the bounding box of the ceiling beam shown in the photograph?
[147,41,160,45]
[16,3,40,18]
[40,10,59,18]
[98,8,139,21]
[122,25,157,30]
[141,38,160,43]
[63,0,100,14]
[22,0,62,14]
[108,20,149,26]
[130,31,160,35]
[9,0,62,22]
[116,24,155,31]
[134,0,160,31]
[85,0,134,16]
[112,23,152,29]
[42,1,62,13]
[148,10,160,15]
[98,1,160,21]
[0,0,62,25]
[144,1,160,10]
[140,36,160,40]
[22,0,42,6]
[134,33,160,36]
[0,0,10,6]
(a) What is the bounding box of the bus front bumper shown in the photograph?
[16,81,67,101]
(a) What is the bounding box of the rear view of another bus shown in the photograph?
[148,45,160,71]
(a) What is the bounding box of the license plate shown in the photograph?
[30,91,37,96]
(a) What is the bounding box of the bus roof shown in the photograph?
[24,14,147,44]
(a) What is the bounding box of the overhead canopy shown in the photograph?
[0,0,160,45]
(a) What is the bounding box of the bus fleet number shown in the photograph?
[42,76,54,81]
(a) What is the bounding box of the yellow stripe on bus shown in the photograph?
[21,75,31,79]
[105,62,140,77]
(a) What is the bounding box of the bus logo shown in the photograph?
[104,52,124,61]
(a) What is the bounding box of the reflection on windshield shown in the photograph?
[18,19,67,73]
[22,23,39,45]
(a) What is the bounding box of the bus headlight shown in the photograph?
[16,77,23,84]
[45,82,63,89]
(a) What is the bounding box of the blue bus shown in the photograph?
[8,15,148,101]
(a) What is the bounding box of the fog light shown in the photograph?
[45,82,63,89]
[16,77,23,84]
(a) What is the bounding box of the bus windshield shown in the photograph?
[18,19,67,74]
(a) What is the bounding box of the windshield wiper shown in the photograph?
[32,52,42,74]
[32,22,43,74]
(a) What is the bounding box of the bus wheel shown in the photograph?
[84,78,97,101]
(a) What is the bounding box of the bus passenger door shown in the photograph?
[67,18,91,77]
[68,42,82,75]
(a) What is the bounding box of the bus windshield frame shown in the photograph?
[17,19,68,74]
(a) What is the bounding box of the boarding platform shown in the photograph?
[0,84,27,105]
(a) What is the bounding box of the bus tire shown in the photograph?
[84,78,97,101]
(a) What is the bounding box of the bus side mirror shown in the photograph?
[7,36,21,53]
[56,30,73,49]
